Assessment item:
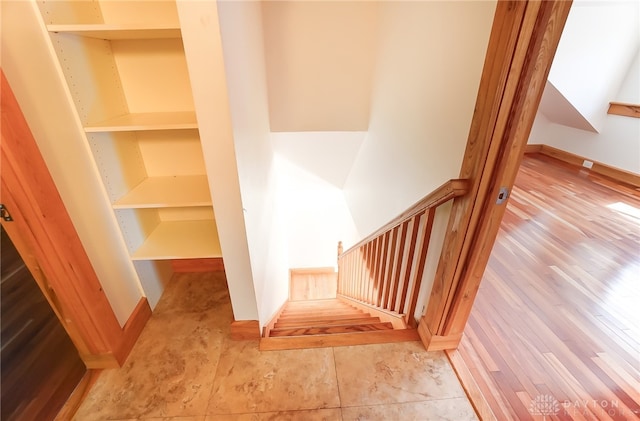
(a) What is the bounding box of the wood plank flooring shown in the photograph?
[1,226,85,421]
[457,154,640,420]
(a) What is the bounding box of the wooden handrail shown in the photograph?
[336,178,470,327]
[341,179,469,255]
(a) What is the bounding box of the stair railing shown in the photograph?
[337,179,469,327]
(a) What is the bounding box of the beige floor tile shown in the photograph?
[341,398,478,420]
[205,408,342,421]
[207,341,340,415]
[334,342,466,407]
[73,274,232,421]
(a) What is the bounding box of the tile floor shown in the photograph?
[73,272,477,421]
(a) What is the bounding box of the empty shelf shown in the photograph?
[131,220,221,260]
[84,112,197,132]
[113,175,211,209]
[47,23,181,40]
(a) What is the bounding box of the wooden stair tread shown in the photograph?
[277,311,365,321]
[260,329,421,350]
[270,322,393,337]
[274,316,382,329]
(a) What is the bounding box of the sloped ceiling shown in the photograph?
[261,1,378,132]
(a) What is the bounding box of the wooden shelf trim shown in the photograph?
[47,23,181,40]
[112,175,212,209]
[607,102,640,119]
[84,112,197,132]
[131,219,221,260]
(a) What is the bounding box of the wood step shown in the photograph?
[276,312,368,323]
[274,316,382,329]
[260,329,421,351]
[270,322,393,337]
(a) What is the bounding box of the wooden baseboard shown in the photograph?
[262,300,288,338]
[172,258,224,273]
[114,298,152,366]
[526,144,640,188]
[259,329,420,351]
[417,321,462,351]
[337,295,408,330]
[230,320,261,340]
[446,349,497,421]
[54,369,102,421]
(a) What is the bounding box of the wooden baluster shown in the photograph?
[357,245,366,301]
[396,213,422,313]
[363,241,373,303]
[381,226,399,310]
[369,237,381,305]
[405,209,435,327]
[376,231,391,308]
[388,220,409,311]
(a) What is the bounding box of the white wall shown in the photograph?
[529,44,640,174]
[545,0,640,132]
[344,1,496,237]
[1,0,143,326]
[217,1,290,326]
[273,154,360,269]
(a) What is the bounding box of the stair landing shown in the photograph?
[260,299,420,351]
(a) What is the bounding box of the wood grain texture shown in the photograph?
[1,72,129,367]
[289,268,337,301]
[457,154,640,420]
[608,102,640,119]
[260,329,420,351]
[230,320,261,340]
[528,144,640,189]
[422,0,572,344]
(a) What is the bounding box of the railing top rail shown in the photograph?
[340,178,469,255]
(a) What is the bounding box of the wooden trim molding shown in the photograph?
[446,349,497,421]
[344,179,469,253]
[421,1,572,350]
[115,298,152,365]
[172,257,225,273]
[262,301,288,338]
[527,144,640,188]
[608,102,640,118]
[230,320,261,340]
[1,71,133,368]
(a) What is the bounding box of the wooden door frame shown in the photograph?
[1,71,150,368]
[419,0,573,350]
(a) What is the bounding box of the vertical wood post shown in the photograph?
[419,0,572,351]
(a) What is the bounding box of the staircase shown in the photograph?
[260,298,420,351]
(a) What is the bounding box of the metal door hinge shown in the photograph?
[0,204,13,221]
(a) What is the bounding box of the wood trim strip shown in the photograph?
[54,369,102,421]
[342,179,469,254]
[171,258,224,273]
[1,71,126,366]
[446,349,497,421]
[337,295,408,330]
[262,300,289,338]
[114,298,152,365]
[421,0,572,347]
[259,329,420,351]
[230,320,260,340]
[527,144,640,188]
[608,102,640,118]
[417,321,463,351]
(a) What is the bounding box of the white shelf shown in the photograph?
[47,23,181,40]
[84,112,197,132]
[113,175,211,209]
[131,220,221,260]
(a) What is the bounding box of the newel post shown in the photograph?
[419,0,572,351]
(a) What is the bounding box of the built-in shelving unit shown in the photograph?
[37,0,222,296]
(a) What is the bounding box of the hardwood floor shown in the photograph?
[457,154,640,420]
[1,227,85,421]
